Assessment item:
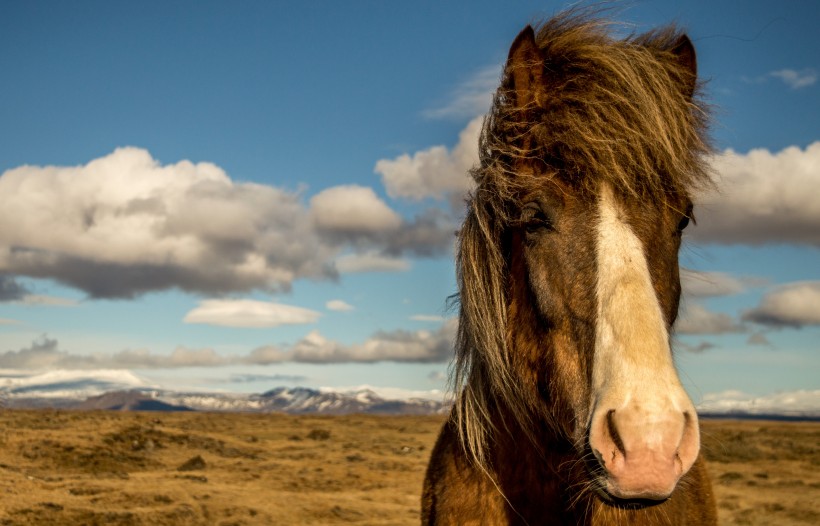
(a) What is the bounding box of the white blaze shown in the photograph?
[587,183,700,499]
[592,183,690,422]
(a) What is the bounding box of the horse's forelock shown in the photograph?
[481,11,712,205]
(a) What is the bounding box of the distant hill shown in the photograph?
[72,390,193,412]
[699,412,820,423]
[2,370,817,419]
[5,386,448,415]
[160,386,449,415]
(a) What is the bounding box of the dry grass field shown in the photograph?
[0,410,817,525]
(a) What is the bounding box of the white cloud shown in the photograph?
[326,299,354,312]
[165,347,225,367]
[1,322,458,370]
[309,186,456,258]
[695,142,820,246]
[0,335,67,368]
[676,303,744,335]
[309,185,402,236]
[248,318,457,364]
[0,148,460,298]
[334,251,410,274]
[0,336,230,369]
[375,116,481,202]
[743,281,820,328]
[183,298,321,328]
[0,318,21,325]
[0,369,153,398]
[697,389,820,416]
[422,64,500,120]
[770,68,817,89]
[0,147,335,297]
[19,295,79,307]
[680,269,749,298]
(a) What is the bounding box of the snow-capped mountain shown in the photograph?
[0,369,156,408]
[1,369,817,419]
[73,390,194,412]
[159,386,449,415]
[0,371,449,414]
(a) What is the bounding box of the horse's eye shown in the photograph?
[677,203,694,232]
[522,203,553,233]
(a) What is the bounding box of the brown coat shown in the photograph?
[423,416,717,525]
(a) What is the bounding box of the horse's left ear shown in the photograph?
[506,25,544,110]
[670,34,697,98]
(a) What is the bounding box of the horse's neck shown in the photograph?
[485,417,701,525]
[486,406,590,523]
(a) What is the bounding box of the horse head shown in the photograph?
[454,15,712,505]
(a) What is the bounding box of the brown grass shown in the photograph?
[700,419,820,525]
[0,411,817,525]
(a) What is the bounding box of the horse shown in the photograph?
[423,11,717,525]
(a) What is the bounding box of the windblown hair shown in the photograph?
[452,11,713,467]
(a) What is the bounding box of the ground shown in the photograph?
[0,410,817,525]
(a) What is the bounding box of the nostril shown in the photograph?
[677,409,701,476]
[605,409,625,459]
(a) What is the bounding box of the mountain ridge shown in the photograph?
[2,371,818,419]
[4,387,450,415]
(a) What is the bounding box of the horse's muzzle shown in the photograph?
[587,404,700,501]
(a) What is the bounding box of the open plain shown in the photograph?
[0,410,817,525]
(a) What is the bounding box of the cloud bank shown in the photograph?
[676,303,745,335]
[0,148,455,298]
[376,125,820,251]
[2,124,816,303]
[680,269,751,299]
[375,116,481,204]
[697,389,820,416]
[770,68,817,89]
[0,320,458,369]
[0,369,152,399]
[0,336,228,369]
[183,299,321,328]
[0,148,331,298]
[743,281,820,328]
[247,318,457,364]
[694,142,820,246]
[325,299,354,312]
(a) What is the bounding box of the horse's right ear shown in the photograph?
[506,25,543,109]
[670,34,698,99]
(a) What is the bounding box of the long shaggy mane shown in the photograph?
[452,10,713,468]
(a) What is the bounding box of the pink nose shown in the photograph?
[588,407,699,501]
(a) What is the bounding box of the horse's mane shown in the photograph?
[453,11,713,468]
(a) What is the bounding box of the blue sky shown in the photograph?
[0,1,818,408]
